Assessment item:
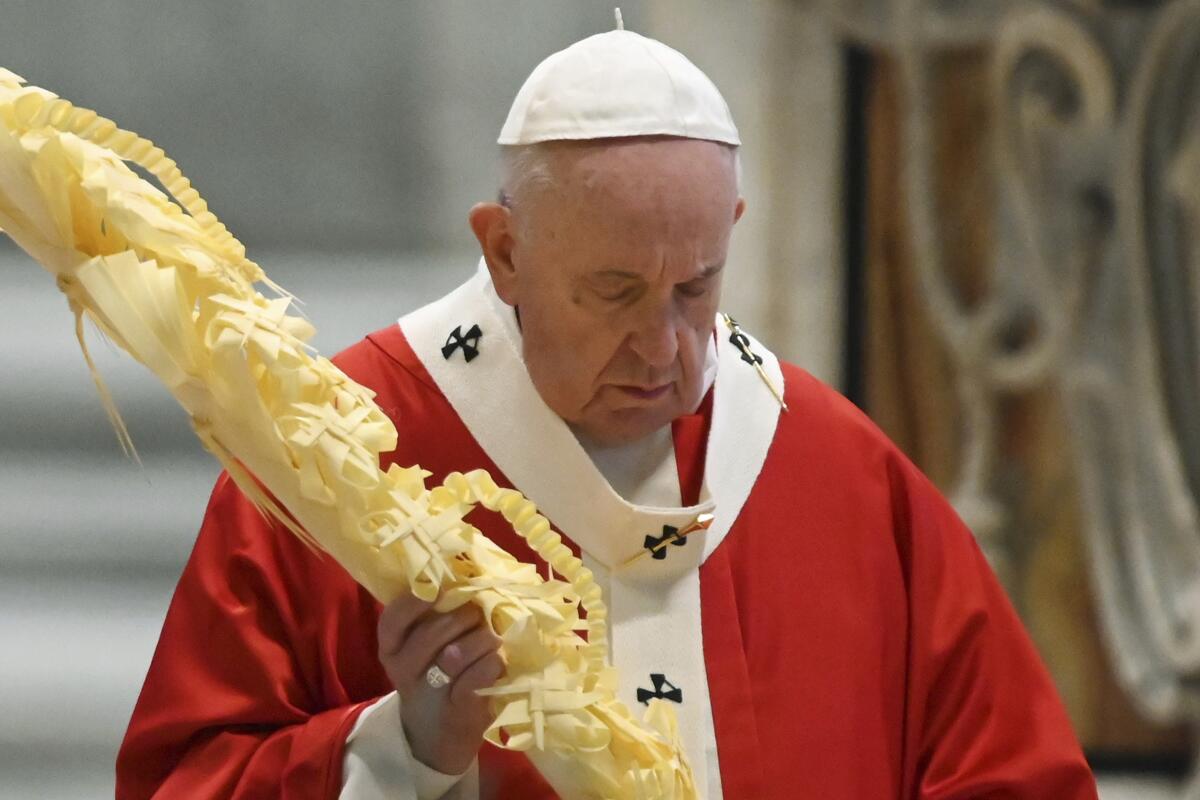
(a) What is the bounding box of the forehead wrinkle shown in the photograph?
[502,139,740,236]
[520,142,737,282]
[589,236,724,283]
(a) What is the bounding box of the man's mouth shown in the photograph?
[615,383,672,401]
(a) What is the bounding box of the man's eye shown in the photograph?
[677,281,710,298]
[597,286,637,303]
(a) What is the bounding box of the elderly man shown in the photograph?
[116,23,1097,800]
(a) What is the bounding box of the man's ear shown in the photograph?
[469,202,519,306]
[734,196,747,224]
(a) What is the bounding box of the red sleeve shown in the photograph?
[893,457,1098,799]
[116,472,389,799]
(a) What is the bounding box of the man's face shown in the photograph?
[474,137,744,446]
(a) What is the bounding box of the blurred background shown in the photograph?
[0,1,1196,797]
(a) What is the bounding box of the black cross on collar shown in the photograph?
[726,316,764,366]
[643,524,687,560]
[442,324,482,362]
[721,313,788,411]
[637,673,683,704]
[620,513,714,569]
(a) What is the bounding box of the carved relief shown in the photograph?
[822,0,1200,779]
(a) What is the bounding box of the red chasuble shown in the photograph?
[117,280,1097,799]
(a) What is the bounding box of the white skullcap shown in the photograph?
[498,19,740,147]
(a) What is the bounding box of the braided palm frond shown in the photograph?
[0,70,695,800]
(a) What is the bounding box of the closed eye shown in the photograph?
[590,272,643,303]
[677,266,722,298]
[597,285,639,303]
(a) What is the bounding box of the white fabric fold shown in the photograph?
[341,692,479,800]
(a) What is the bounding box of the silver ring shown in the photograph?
[425,664,452,689]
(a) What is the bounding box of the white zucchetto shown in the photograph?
[498,18,740,147]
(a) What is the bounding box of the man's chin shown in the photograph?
[575,407,676,447]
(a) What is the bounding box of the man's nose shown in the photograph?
[628,307,680,369]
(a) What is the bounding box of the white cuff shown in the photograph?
[340,692,478,800]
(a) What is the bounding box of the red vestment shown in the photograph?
[116,321,1097,799]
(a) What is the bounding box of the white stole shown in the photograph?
[399,261,782,799]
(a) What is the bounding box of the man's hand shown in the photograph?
[376,593,505,775]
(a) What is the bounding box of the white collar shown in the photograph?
[398,260,782,572]
[579,425,682,509]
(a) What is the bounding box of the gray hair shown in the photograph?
[498,140,742,210]
[498,144,559,209]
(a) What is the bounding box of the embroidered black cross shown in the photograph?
[727,317,763,366]
[721,312,789,411]
[442,324,482,362]
[643,524,687,560]
[637,673,683,704]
